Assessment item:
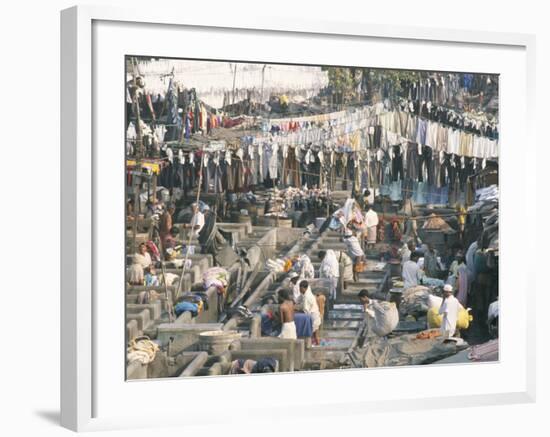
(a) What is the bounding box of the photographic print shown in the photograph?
[125,56,499,379]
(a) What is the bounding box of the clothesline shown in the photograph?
[191,154,494,197]
[129,100,498,160]
[254,109,498,159]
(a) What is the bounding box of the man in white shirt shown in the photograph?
[364,205,379,250]
[402,251,423,289]
[400,240,415,266]
[439,284,460,337]
[295,280,322,345]
[343,229,366,281]
[343,229,365,258]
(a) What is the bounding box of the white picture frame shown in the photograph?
[61,5,536,432]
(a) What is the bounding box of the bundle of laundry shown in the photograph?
[365,301,399,337]
[174,301,200,317]
[127,336,159,365]
[475,185,499,203]
[264,190,286,217]
[469,186,499,214]
[170,258,193,269]
[177,293,209,312]
[163,272,180,287]
[266,258,292,273]
[202,267,230,292]
[399,286,433,318]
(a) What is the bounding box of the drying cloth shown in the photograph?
[294,313,313,337]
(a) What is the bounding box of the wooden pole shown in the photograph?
[260,64,267,103]
[231,64,238,104]
[156,232,175,323]
[175,148,205,301]
[131,57,144,253]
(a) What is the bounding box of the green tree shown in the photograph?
[323,66,424,105]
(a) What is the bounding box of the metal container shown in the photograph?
[198,330,241,355]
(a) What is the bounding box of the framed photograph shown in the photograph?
[61,5,536,432]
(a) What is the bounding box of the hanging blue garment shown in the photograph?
[389,180,403,201]
[164,78,180,142]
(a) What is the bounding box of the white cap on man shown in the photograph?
[443,284,453,293]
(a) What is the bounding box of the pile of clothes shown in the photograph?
[266,254,314,277]
[174,292,209,317]
[468,184,498,254]
[399,286,433,318]
[266,257,293,273]
[202,267,230,294]
[364,300,399,337]
[290,254,315,279]
[264,189,287,217]
[399,286,472,331]
[127,336,159,365]
[472,184,498,205]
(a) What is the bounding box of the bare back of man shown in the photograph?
[280,300,294,323]
[278,292,297,339]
